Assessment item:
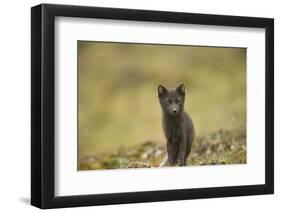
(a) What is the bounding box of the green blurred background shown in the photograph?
[78,41,246,158]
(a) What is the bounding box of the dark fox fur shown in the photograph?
[158,83,195,166]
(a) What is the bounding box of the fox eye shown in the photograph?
[175,98,181,103]
[167,99,172,104]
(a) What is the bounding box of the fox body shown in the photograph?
[158,83,195,166]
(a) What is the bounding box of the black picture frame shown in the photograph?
[31,3,274,209]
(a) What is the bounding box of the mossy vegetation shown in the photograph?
[79,128,246,170]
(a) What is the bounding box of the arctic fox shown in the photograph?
[158,83,195,166]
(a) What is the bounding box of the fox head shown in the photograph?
[158,83,186,116]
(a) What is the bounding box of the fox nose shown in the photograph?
[172,108,177,113]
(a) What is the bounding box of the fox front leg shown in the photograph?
[178,138,187,166]
[167,142,178,166]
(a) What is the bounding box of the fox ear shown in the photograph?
[158,84,168,97]
[176,83,185,95]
